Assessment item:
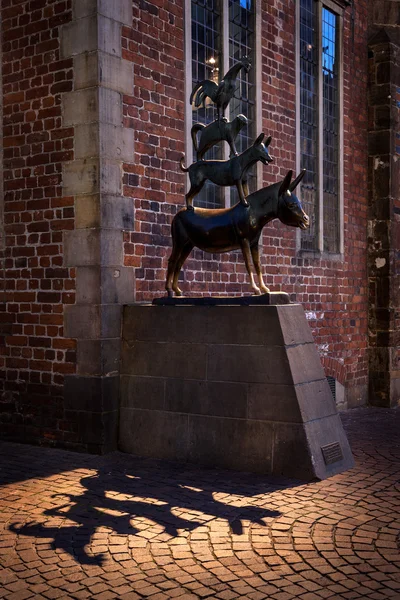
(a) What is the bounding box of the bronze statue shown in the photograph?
[191,114,248,161]
[165,170,309,297]
[180,133,273,210]
[190,56,251,120]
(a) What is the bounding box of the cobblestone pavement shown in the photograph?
[0,407,399,600]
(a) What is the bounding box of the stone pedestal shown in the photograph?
[120,302,354,480]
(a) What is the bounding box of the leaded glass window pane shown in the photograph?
[299,0,318,251]
[192,0,222,208]
[229,0,255,205]
[322,7,339,253]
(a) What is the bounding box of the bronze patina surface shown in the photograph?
[165,170,308,297]
[191,113,248,161]
[190,56,251,121]
[165,49,310,296]
[180,133,273,210]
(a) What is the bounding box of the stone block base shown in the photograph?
[120,302,354,480]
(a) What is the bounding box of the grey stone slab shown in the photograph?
[100,304,122,338]
[188,416,273,473]
[122,305,285,346]
[63,88,122,127]
[303,414,355,479]
[123,306,211,345]
[77,409,118,450]
[74,123,100,159]
[62,14,123,58]
[99,125,134,162]
[100,229,123,266]
[207,344,291,384]
[75,192,134,230]
[75,194,101,229]
[74,52,99,90]
[101,266,135,304]
[286,343,327,385]
[64,229,123,267]
[99,160,122,195]
[165,379,247,419]
[121,341,207,380]
[77,338,121,376]
[74,0,132,25]
[64,230,100,268]
[98,88,124,126]
[98,0,132,24]
[61,16,98,57]
[98,53,134,94]
[101,196,134,229]
[63,159,99,195]
[76,266,101,304]
[247,383,302,422]
[97,14,122,56]
[277,304,314,346]
[72,0,97,19]
[271,423,314,480]
[65,304,121,339]
[65,304,102,338]
[64,374,119,413]
[119,408,189,460]
[204,305,284,345]
[295,379,337,422]
[101,409,119,453]
[120,375,165,410]
[74,51,133,95]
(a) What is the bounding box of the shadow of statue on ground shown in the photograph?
[8,458,299,565]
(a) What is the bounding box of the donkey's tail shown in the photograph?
[191,123,205,152]
[180,157,189,172]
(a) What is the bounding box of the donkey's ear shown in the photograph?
[279,170,293,196]
[253,133,265,146]
[289,169,306,191]
[265,135,272,147]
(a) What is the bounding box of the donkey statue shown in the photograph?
[165,170,308,297]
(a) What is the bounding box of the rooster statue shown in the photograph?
[190,55,252,120]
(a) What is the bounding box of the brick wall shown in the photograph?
[0,0,371,450]
[122,0,369,407]
[0,0,78,445]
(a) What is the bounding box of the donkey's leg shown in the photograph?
[165,217,188,297]
[172,242,194,296]
[166,245,181,297]
[251,244,270,294]
[240,239,261,295]
[236,180,249,207]
[242,179,250,198]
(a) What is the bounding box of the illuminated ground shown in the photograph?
[0,407,399,599]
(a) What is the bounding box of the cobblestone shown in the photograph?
[0,408,399,599]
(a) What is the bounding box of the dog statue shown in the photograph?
[180,133,273,210]
[191,114,248,161]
